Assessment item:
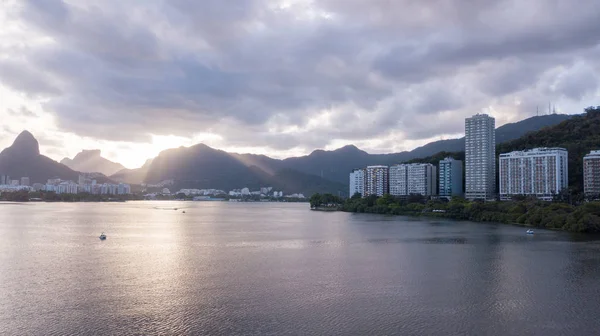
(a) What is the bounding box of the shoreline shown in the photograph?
[310,207,341,212]
[338,209,582,233]
[344,209,557,231]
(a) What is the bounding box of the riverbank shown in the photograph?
[310,193,600,233]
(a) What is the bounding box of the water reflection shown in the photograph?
[1,203,600,335]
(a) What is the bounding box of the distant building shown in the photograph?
[0,185,32,192]
[349,168,365,197]
[584,150,600,200]
[32,183,44,191]
[0,175,7,185]
[465,114,496,200]
[439,158,463,198]
[389,163,436,196]
[20,177,30,186]
[241,187,250,196]
[161,188,171,195]
[117,183,131,195]
[57,181,78,194]
[10,180,19,186]
[499,148,568,201]
[47,178,62,185]
[365,165,389,197]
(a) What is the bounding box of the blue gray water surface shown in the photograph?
[1,201,600,335]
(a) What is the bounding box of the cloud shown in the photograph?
[0,0,599,160]
[7,106,38,118]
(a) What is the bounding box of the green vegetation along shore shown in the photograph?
[310,193,600,233]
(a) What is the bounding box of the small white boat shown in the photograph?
[99,232,107,240]
[526,229,534,235]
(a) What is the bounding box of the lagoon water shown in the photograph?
[1,201,600,335]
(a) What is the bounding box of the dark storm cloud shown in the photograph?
[2,0,600,149]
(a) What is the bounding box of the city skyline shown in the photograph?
[349,112,599,201]
[1,1,599,168]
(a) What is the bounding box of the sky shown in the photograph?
[1,0,599,169]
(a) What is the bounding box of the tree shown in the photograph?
[407,193,426,204]
[376,194,394,207]
[309,193,322,208]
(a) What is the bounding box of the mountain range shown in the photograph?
[61,149,125,176]
[0,131,111,185]
[110,113,572,193]
[0,113,574,195]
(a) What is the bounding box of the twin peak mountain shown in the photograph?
[0,114,573,194]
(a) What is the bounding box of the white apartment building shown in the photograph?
[349,168,365,197]
[57,181,79,194]
[465,114,496,200]
[439,157,463,198]
[389,164,408,196]
[584,150,600,199]
[389,163,436,196]
[499,148,568,201]
[365,165,389,197]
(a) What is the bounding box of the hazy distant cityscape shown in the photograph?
[143,186,304,200]
[0,174,131,195]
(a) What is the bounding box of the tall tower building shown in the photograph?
[349,168,365,197]
[439,157,463,198]
[365,165,389,197]
[465,114,496,200]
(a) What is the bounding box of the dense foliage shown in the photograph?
[341,195,600,233]
[309,193,345,209]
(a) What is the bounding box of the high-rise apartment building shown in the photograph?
[389,163,436,196]
[389,164,408,196]
[499,148,568,201]
[439,157,463,198]
[365,165,389,197]
[584,150,600,199]
[349,168,365,197]
[465,114,496,200]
